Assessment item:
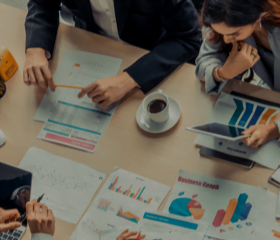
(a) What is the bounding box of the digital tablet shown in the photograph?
[186,122,250,141]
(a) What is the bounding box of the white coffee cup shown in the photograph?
[142,90,169,123]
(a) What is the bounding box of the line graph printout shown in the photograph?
[194,92,280,169]
[163,170,266,240]
[70,167,170,240]
[18,147,106,224]
[34,49,122,122]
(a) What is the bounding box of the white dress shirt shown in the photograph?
[89,0,121,41]
[47,0,121,59]
[31,233,54,240]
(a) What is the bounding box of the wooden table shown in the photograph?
[0,3,279,240]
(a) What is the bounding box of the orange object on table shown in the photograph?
[0,46,18,81]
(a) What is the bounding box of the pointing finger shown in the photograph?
[78,82,98,99]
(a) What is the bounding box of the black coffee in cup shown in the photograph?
[147,99,167,113]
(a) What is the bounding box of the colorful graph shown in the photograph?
[168,194,205,220]
[272,229,280,238]
[97,199,111,212]
[108,177,152,204]
[116,207,140,223]
[229,98,279,128]
[212,193,252,228]
[30,165,89,192]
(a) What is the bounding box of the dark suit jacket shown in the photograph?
[25,0,201,93]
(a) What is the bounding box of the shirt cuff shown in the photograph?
[31,233,54,240]
[274,119,280,142]
[204,63,227,94]
[45,50,51,60]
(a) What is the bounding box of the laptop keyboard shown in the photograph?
[0,230,23,240]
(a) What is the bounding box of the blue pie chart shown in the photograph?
[169,198,192,217]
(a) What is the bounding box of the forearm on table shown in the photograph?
[125,40,199,94]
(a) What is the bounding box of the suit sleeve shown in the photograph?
[124,0,201,94]
[25,0,61,56]
[195,31,229,94]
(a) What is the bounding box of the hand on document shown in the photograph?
[23,48,55,92]
[117,229,146,240]
[241,124,280,148]
[78,72,138,109]
[26,200,55,236]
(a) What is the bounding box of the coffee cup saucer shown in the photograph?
[136,97,181,133]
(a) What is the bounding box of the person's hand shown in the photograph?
[23,48,55,92]
[0,208,21,233]
[78,72,138,109]
[241,124,280,148]
[26,200,55,236]
[117,229,146,240]
[218,42,260,80]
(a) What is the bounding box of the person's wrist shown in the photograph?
[269,124,280,140]
[218,66,234,80]
[26,48,45,56]
[122,72,139,90]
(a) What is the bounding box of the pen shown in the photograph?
[16,193,45,223]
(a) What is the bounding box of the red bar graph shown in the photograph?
[213,210,226,227]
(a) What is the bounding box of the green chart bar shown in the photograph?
[231,193,248,223]
[229,99,244,126]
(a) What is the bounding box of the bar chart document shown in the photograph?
[18,147,106,224]
[34,50,122,122]
[195,92,280,169]
[163,170,266,240]
[70,167,170,240]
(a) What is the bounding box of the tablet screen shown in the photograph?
[193,123,245,138]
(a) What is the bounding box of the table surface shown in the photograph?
[0,3,279,240]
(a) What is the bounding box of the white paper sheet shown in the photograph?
[18,147,106,224]
[141,211,208,240]
[249,191,280,240]
[0,0,28,10]
[194,92,280,170]
[37,97,115,152]
[70,167,171,240]
[163,170,266,240]
[99,225,204,240]
[34,49,122,122]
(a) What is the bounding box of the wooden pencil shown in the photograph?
[47,82,83,89]
[54,84,83,89]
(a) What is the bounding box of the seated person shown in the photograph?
[24,0,201,109]
[0,201,145,240]
[195,0,280,148]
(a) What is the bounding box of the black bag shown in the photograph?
[0,78,6,99]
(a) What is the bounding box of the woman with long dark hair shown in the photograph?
[196,0,280,147]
